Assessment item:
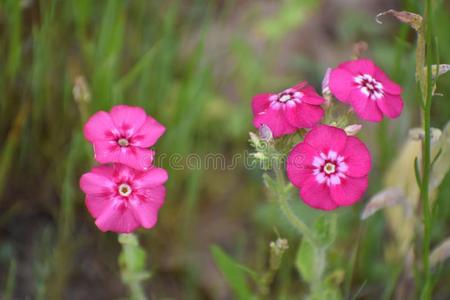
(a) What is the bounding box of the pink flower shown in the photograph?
[329,58,403,122]
[287,125,371,210]
[252,82,325,138]
[80,163,168,233]
[84,105,165,170]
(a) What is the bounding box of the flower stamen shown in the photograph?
[323,162,336,174]
[118,183,132,197]
[118,138,129,147]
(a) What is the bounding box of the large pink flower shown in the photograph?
[84,105,165,170]
[252,82,325,138]
[287,125,371,210]
[329,58,403,122]
[80,163,168,233]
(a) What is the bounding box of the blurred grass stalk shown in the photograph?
[419,0,435,298]
[0,103,29,199]
[2,259,17,300]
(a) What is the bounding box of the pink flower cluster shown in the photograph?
[80,105,167,233]
[252,58,403,210]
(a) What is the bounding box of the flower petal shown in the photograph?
[110,105,147,136]
[299,85,325,105]
[90,165,115,178]
[299,177,337,211]
[287,142,318,188]
[92,140,121,164]
[374,68,402,95]
[130,201,160,229]
[131,186,166,228]
[113,163,137,183]
[95,200,140,233]
[253,108,297,138]
[329,176,368,206]
[85,194,111,219]
[291,81,308,91]
[285,102,324,129]
[83,111,118,142]
[342,136,371,177]
[132,116,166,147]
[93,141,154,170]
[252,94,272,115]
[304,125,348,153]
[80,172,115,195]
[329,68,357,103]
[134,168,169,189]
[339,58,375,75]
[117,147,155,171]
[349,90,383,122]
[377,93,404,119]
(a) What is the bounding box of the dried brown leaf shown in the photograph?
[376,10,423,31]
[430,238,450,268]
[361,188,408,220]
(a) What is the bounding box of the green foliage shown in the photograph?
[313,214,337,247]
[210,245,256,300]
[295,238,315,283]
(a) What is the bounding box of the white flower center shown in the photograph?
[354,74,384,100]
[269,88,303,110]
[118,183,132,197]
[118,138,129,147]
[323,162,336,174]
[279,94,291,103]
[312,150,348,186]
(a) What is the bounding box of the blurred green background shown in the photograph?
[1,0,450,299]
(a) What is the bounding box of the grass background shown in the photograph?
[0,0,450,299]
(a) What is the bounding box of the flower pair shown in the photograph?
[252,58,402,210]
[80,105,168,233]
[252,58,403,138]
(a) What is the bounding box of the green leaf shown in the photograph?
[314,214,337,247]
[295,238,315,283]
[210,245,255,300]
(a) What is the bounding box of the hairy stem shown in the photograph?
[273,162,316,245]
[118,233,150,300]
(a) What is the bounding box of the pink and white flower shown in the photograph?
[80,163,168,233]
[84,105,165,170]
[329,58,403,122]
[252,82,325,138]
[287,125,371,210]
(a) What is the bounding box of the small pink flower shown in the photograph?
[252,82,325,138]
[80,163,168,233]
[287,125,371,210]
[84,105,165,170]
[329,58,403,122]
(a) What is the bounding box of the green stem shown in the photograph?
[118,233,150,300]
[273,161,317,247]
[420,0,433,298]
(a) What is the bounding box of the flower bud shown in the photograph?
[269,238,289,270]
[322,68,331,95]
[259,124,273,142]
[344,124,362,136]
